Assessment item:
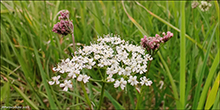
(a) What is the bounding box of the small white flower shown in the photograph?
[128,76,139,86]
[88,58,96,66]
[77,74,90,83]
[123,58,131,65]
[144,54,153,61]
[107,75,115,82]
[98,59,105,67]
[60,80,72,91]
[77,63,84,70]
[86,58,96,69]
[83,46,92,55]
[135,55,143,64]
[107,66,118,75]
[124,67,131,76]
[68,72,77,79]
[117,67,125,75]
[199,1,212,12]
[48,81,55,85]
[132,52,138,58]
[116,46,123,53]
[52,67,59,71]
[130,62,138,72]
[48,75,61,85]
[82,57,89,63]
[138,64,147,74]
[94,54,101,60]
[110,59,119,66]
[140,76,152,86]
[65,58,70,62]
[114,78,127,90]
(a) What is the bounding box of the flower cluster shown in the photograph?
[199,1,212,12]
[49,34,153,91]
[58,10,69,20]
[141,31,173,51]
[52,10,73,36]
[191,1,199,9]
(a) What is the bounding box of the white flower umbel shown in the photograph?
[60,80,72,91]
[50,34,153,91]
[114,78,127,90]
[199,1,212,12]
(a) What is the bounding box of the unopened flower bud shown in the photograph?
[58,10,70,20]
[141,31,174,51]
[52,20,73,36]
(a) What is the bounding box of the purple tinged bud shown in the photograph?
[53,10,74,36]
[52,20,73,36]
[58,10,69,20]
[141,31,174,51]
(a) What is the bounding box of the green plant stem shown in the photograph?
[89,78,112,84]
[146,60,152,77]
[80,82,92,109]
[180,1,186,109]
[214,1,219,49]
[157,51,180,108]
[98,68,104,79]
[135,86,144,110]
[71,33,76,51]
[98,82,106,110]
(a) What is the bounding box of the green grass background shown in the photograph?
[1,1,219,109]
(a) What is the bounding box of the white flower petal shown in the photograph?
[48,81,55,85]
[60,84,65,87]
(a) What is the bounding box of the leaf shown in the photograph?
[104,90,125,110]
[193,23,218,109]
[93,86,125,109]
[205,73,220,109]
[12,85,39,110]
[30,35,57,109]
[197,50,220,108]
[0,82,10,102]
[122,1,149,37]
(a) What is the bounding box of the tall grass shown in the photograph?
[1,1,219,109]
[180,1,186,109]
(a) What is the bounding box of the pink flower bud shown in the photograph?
[141,31,173,51]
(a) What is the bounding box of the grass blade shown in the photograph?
[204,73,220,109]
[180,1,186,109]
[214,1,219,49]
[104,90,125,110]
[212,89,220,110]
[12,85,39,110]
[122,1,149,37]
[192,23,218,109]
[30,36,57,109]
[93,86,125,109]
[197,50,220,108]
[0,81,10,102]
[158,51,180,108]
